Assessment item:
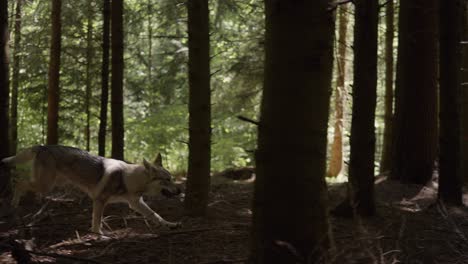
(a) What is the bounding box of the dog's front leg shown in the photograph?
[91,200,105,234]
[128,197,180,229]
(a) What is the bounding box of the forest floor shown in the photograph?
[1,170,468,264]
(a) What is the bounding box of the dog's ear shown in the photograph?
[154,153,163,167]
[143,159,152,170]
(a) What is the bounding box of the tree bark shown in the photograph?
[438,0,463,205]
[0,0,11,198]
[380,0,394,173]
[184,0,211,216]
[327,4,349,178]
[391,0,438,184]
[111,0,124,160]
[10,0,22,155]
[250,0,334,262]
[98,0,110,157]
[47,0,62,145]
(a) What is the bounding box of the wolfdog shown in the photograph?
[1,145,181,234]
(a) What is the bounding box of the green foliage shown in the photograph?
[13,0,264,173]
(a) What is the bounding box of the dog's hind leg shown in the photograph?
[91,200,106,234]
[30,159,56,194]
[128,196,180,229]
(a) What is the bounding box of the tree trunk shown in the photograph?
[184,0,211,216]
[391,0,438,184]
[10,0,22,155]
[111,0,124,160]
[327,4,349,178]
[250,0,334,262]
[462,0,468,185]
[345,0,378,217]
[0,0,11,198]
[438,0,463,205]
[98,0,110,157]
[47,0,62,146]
[380,0,394,174]
[85,0,94,152]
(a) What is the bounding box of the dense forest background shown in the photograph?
[6,0,401,174]
[10,0,263,172]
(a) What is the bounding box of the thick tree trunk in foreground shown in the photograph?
[391,0,438,184]
[380,0,394,173]
[98,0,110,157]
[184,0,211,216]
[10,0,22,155]
[0,0,11,198]
[250,0,335,262]
[438,0,463,205]
[346,0,378,217]
[462,1,468,185]
[47,0,62,145]
[111,0,124,160]
[328,4,349,178]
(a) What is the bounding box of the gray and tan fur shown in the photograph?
[1,145,181,234]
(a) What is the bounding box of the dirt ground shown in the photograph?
[1,173,468,264]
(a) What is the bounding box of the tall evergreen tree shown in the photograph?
[391,0,438,183]
[0,0,11,198]
[184,0,212,216]
[98,0,110,157]
[328,4,349,178]
[10,0,22,155]
[111,0,124,160]
[47,0,62,145]
[380,0,395,173]
[438,0,463,205]
[250,0,335,262]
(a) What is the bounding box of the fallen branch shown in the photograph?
[1,241,101,264]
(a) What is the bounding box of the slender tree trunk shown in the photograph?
[85,0,94,152]
[346,0,378,217]
[98,0,110,157]
[250,0,334,262]
[184,0,211,216]
[10,0,22,155]
[391,0,438,184]
[111,0,124,160]
[147,0,153,89]
[327,4,349,178]
[0,0,11,198]
[438,0,463,205]
[47,0,62,146]
[462,0,468,185]
[380,0,394,173]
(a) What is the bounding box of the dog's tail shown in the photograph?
[1,146,40,166]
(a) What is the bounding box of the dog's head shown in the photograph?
[143,153,181,198]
